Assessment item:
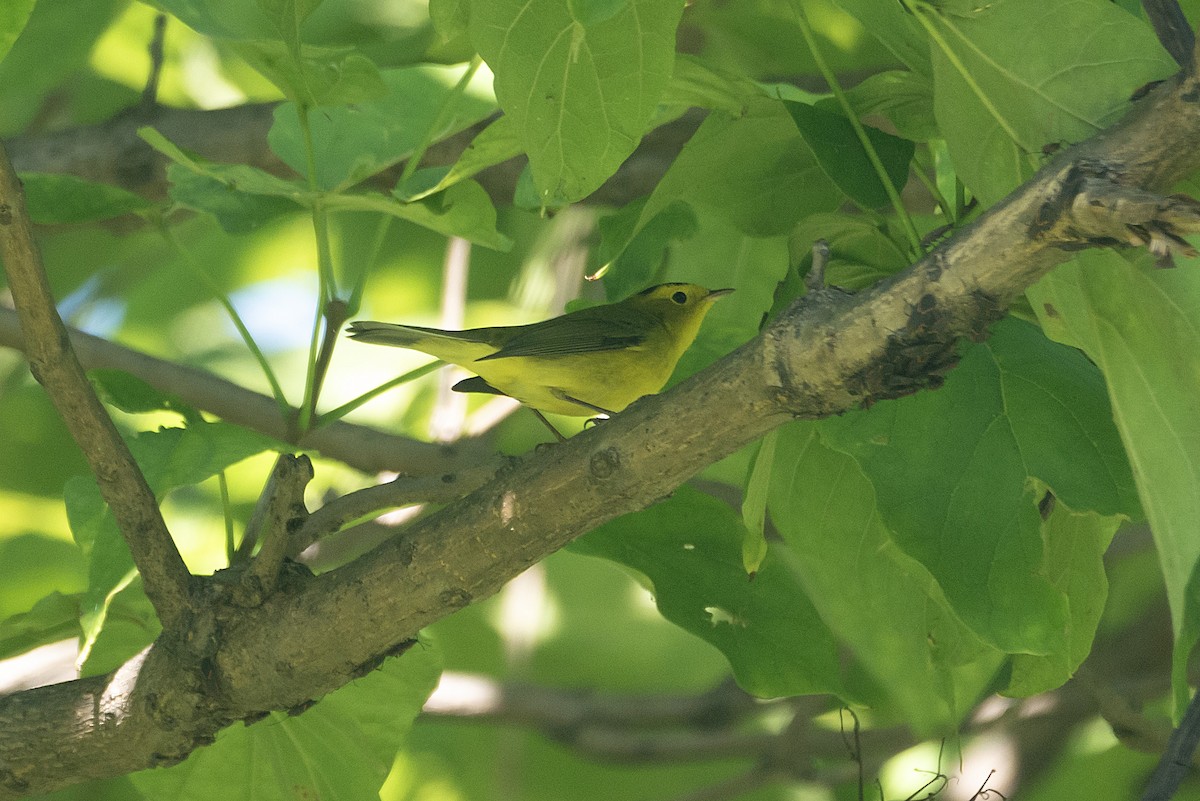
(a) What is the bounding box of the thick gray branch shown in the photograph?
[4,64,1200,801]
[0,142,193,629]
[3,105,700,207]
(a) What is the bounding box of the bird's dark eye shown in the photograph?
[671,291,688,304]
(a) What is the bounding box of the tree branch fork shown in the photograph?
[3,59,1200,801]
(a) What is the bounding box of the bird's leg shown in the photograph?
[551,389,616,418]
[530,408,568,443]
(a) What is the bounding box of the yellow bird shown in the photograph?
[347,283,732,437]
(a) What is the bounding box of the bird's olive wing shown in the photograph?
[476,312,647,361]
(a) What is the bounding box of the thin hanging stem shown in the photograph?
[296,102,338,434]
[156,218,291,419]
[314,361,443,427]
[790,1,924,254]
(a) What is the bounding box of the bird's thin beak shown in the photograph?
[706,288,735,301]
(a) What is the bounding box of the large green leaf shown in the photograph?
[0,0,35,66]
[326,180,511,250]
[131,641,441,801]
[1030,251,1200,712]
[0,0,125,135]
[1005,490,1120,696]
[142,0,275,40]
[783,99,915,210]
[19,173,155,224]
[268,65,498,191]
[467,0,686,204]
[832,0,931,75]
[768,424,1002,731]
[820,318,1138,654]
[843,70,938,142]
[572,487,849,699]
[922,0,1175,204]
[232,40,385,106]
[399,116,522,202]
[640,96,844,238]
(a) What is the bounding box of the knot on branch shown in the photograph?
[1031,162,1200,266]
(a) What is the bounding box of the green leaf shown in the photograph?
[572,487,848,699]
[167,166,303,233]
[138,125,206,172]
[1029,250,1200,713]
[468,0,686,203]
[256,0,324,50]
[141,0,275,40]
[0,0,125,136]
[922,0,1175,204]
[769,423,1003,731]
[428,0,469,43]
[663,54,756,116]
[325,180,511,250]
[268,65,498,192]
[399,116,522,202]
[0,534,84,630]
[595,199,699,295]
[65,422,280,672]
[131,641,441,800]
[1005,491,1120,696]
[783,99,915,210]
[79,577,161,677]
[233,40,386,106]
[642,96,844,237]
[788,212,911,291]
[820,318,1138,653]
[89,369,198,420]
[832,0,930,75]
[843,70,938,142]
[0,591,82,661]
[0,0,36,66]
[740,431,776,575]
[18,173,155,224]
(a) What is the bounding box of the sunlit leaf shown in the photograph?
[467,0,686,203]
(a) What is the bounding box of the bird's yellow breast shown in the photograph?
[469,344,675,416]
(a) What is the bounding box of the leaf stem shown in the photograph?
[296,101,338,433]
[790,1,924,254]
[156,218,292,420]
[908,2,1024,147]
[219,470,236,565]
[398,55,484,190]
[315,360,443,427]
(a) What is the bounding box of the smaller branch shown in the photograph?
[140,14,168,110]
[0,141,192,628]
[288,459,502,556]
[0,305,487,476]
[1142,0,1195,72]
[805,239,831,293]
[664,767,776,801]
[243,454,313,598]
[424,673,760,730]
[1140,687,1200,801]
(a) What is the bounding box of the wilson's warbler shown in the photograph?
[347,283,732,434]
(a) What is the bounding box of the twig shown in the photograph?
[424,674,759,729]
[664,767,776,801]
[288,459,502,556]
[0,141,192,628]
[1142,0,1195,71]
[805,239,831,293]
[244,454,313,598]
[0,305,484,476]
[1141,687,1200,801]
[140,14,168,110]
